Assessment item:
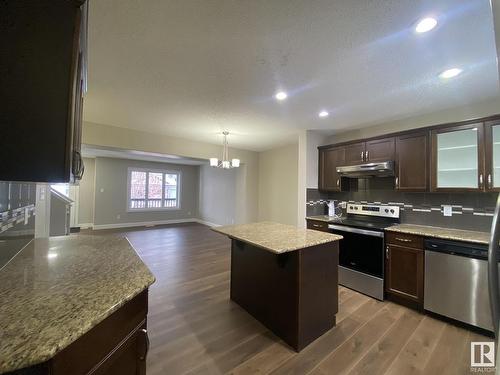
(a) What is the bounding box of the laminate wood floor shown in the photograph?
[84,223,491,375]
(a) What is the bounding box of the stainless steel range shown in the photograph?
[328,203,400,300]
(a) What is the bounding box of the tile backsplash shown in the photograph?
[307,177,497,232]
[0,181,36,268]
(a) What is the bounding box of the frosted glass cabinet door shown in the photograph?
[491,124,500,189]
[435,126,480,189]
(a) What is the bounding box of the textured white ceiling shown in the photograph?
[84,0,499,151]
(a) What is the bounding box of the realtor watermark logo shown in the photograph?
[471,342,495,372]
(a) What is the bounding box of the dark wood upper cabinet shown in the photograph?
[0,0,88,183]
[395,132,428,191]
[344,138,395,165]
[484,120,500,192]
[430,123,484,192]
[318,146,345,192]
[344,142,365,165]
[365,137,395,163]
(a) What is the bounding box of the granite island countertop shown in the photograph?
[0,235,155,374]
[212,221,343,254]
[385,224,490,245]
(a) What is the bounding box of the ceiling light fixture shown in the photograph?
[275,91,288,101]
[439,68,463,79]
[318,111,329,118]
[415,17,437,33]
[209,131,240,169]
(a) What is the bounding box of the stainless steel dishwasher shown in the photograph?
[424,238,496,332]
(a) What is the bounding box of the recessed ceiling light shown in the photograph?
[318,111,329,118]
[415,17,438,33]
[275,91,288,101]
[439,68,463,79]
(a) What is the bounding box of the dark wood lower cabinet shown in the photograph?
[385,242,424,310]
[11,290,149,375]
[306,219,329,232]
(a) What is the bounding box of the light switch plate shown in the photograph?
[443,205,452,217]
[340,201,347,209]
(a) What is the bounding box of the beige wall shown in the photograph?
[78,157,95,225]
[258,143,299,225]
[325,96,500,144]
[83,121,259,224]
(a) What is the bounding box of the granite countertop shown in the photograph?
[212,221,343,254]
[307,216,490,244]
[0,235,155,374]
[385,224,490,245]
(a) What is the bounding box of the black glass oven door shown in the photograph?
[329,227,384,278]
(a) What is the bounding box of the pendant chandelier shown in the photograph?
[209,131,240,169]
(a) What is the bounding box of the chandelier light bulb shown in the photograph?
[209,158,218,167]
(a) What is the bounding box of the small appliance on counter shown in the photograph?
[327,200,342,218]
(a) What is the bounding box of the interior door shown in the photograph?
[319,147,345,191]
[365,137,395,163]
[431,123,484,191]
[344,142,366,165]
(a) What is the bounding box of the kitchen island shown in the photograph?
[0,235,155,375]
[212,222,342,351]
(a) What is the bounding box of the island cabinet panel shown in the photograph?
[385,233,424,310]
[230,240,339,352]
[318,146,345,191]
[365,137,395,163]
[395,132,429,191]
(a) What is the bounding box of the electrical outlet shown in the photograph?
[442,205,452,217]
[116,214,121,220]
[188,211,191,216]
[100,188,105,193]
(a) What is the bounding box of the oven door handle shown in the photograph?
[328,224,384,238]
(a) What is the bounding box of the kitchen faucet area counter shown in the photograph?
[212,222,342,351]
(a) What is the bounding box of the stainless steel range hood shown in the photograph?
[336,161,395,178]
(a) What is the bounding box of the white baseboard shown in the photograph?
[92,218,198,230]
[77,223,94,229]
[196,219,222,227]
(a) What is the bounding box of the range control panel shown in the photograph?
[346,203,400,218]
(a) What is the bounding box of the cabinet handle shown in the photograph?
[360,151,364,161]
[336,178,340,187]
[365,151,369,161]
[395,237,412,243]
[395,177,399,189]
[139,328,150,361]
[313,224,321,228]
[488,174,492,189]
[385,246,389,259]
[479,174,484,189]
